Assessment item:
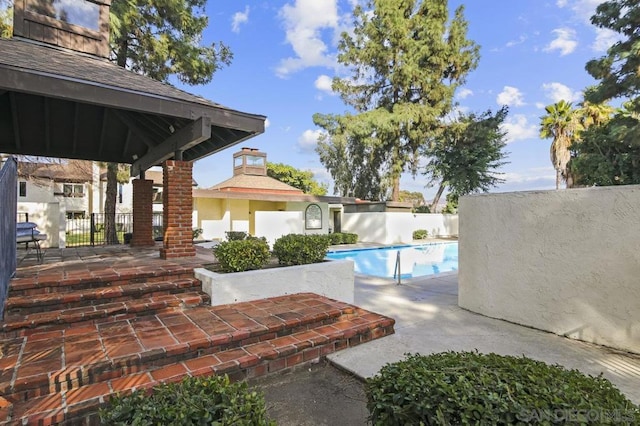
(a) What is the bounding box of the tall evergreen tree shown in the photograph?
[424,107,509,211]
[266,162,328,196]
[103,0,232,244]
[314,0,479,201]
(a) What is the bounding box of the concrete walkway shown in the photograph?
[328,272,640,405]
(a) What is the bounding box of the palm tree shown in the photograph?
[577,101,614,130]
[539,100,581,189]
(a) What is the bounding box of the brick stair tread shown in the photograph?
[9,266,198,296]
[5,278,202,310]
[6,310,395,425]
[1,291,210,333]
[0,294,377,400]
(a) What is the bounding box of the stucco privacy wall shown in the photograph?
[343,213,458,244]
[17,202,60,247]
[458,186,640,354]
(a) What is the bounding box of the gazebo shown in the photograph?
[0,0,266,259]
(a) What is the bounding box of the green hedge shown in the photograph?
[213,238,270,272]
[225,231,248,241]
[273,234,330,265]
[100,375,274,425]
[412,229,428,240]
[328,232,358,245]
[366,351,640,425]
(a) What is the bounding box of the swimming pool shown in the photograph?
[326,242,458,279]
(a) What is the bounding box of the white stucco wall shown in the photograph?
[458,186,640,354]
[16,202,60,248]
[195,259,354,306]
[254,211,303,247]
[343,212,459,244]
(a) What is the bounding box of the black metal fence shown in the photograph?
[0,157,18,318]
[65,212,163,247]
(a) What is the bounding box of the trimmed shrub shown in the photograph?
[273,234,330,265]
[213,238,270,272]
[99,375,275,425]
[412,229,428,240]
[225,231,248,241]
[328,233,343,245]
[342,232,358,244]
[366,351,640,425]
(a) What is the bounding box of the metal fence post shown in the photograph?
[90,213,95,246]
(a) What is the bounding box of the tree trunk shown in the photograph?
[556,168,561,190]
[104,162,119,244]
[430,182,446,213]
[391,175,400,202]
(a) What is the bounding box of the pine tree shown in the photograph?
[315,0,479,201]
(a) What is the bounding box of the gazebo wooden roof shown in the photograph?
[0,37,265,175]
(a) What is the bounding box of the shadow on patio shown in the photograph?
[2,244,395,424]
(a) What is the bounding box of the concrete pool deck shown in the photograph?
[328,272,640,405]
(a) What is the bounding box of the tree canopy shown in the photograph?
[314,0,479,201]
[570,0,640,186]
[266,162,328,196]
[423,107,509,211]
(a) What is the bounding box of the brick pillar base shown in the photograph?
[131,179,155,247]
[160,160,196,259]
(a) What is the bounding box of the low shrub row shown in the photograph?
[412,229,428,240]
[328,232,358,245]
[100,375,275,425]
[213,233,332,272]
[366,351,640,425]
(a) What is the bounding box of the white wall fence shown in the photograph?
[342,212,458,244]
[458,186,640,354]
[17,202,62,248]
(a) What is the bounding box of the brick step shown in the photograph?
[4,312,395,425]
[5,278,203,315]
[0,294,369,403]
[1,291,210,337]
[8,267,198,297]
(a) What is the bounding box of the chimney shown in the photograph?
[13,0,111,58]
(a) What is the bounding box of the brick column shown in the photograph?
[130,179,155,247]
[160,160,196,259]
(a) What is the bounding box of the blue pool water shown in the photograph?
[326,242,458,279]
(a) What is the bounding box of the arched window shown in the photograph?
[305,204,322,230]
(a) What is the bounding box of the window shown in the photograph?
[27,0,101,31]
[63,184,84,197]
[66,211,85,219]
[305,204,322,230]
[118,184,123,204]
[19,181,26,197]
[247,155,265,167]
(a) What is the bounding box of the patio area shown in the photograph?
[1,245,395,424]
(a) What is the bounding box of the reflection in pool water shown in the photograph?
[326,242,458,279]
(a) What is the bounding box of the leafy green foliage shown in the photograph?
[266,162,328,195]
[441,193,458,214]
[425,107,509,210]
[225,231,248,241]
[192,228,203,240]
[99,375,275,425]
[110,0,232,84]
[0,0,12,38]
[213,238,270,272]
[399,191,426,210]
[414,205,431,213]
[570,104,640,185]
[315,0,479,200]
[366,352,640,426]
[366,352,640,425]
[272,234,330,266]
[328,233,344,245]
[412,229,428,240]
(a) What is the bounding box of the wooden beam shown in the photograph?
[72,103,79,154]
[131,116,210,176]
[98,108,109,155]
[44,98,51,151]
[121,128,132,158]
[111,110,156,148]
[9,93,21,149]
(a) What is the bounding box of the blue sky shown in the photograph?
[181,0,617,201]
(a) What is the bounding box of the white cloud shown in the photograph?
[535,102,546,109]
[500,114,537,143]
[506,35,527,48]
[497,86,525,107]
[541,82,582,103]
[556,0,568,7]
[592,27,621,52]
[556,0,601,22]
[231,6,250,33]
[544,28,578,56]
[297,129,325,152]
[314,74,334,95]
[457,88,473,99]
[276,0,340,78]
[264,118,271,128]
